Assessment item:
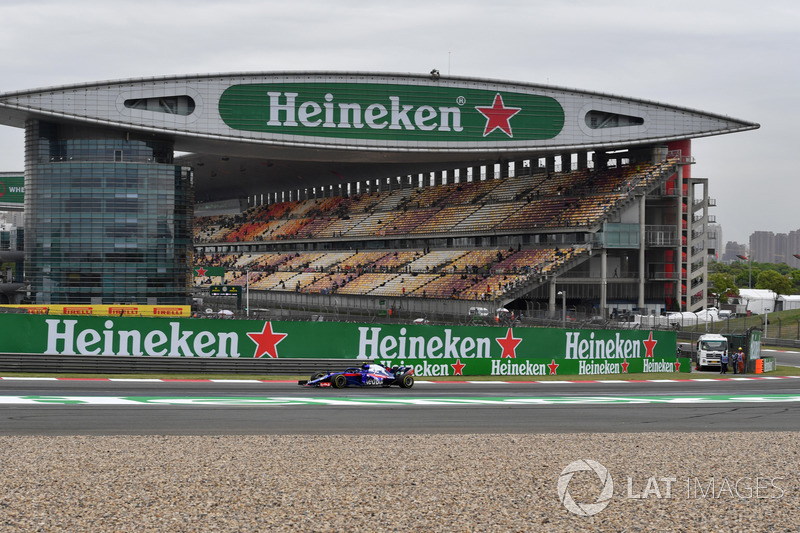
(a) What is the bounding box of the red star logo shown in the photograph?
[547,359,559,375]
[195,267,207,277]
[475,93,521,137]
[451,359,466,376]
[246,321,288,358]
[496,328,522,358]
[674,361,681,373]
[621,359,630,373]
[643,331,657,358]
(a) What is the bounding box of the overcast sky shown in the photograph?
[1,0,797,245]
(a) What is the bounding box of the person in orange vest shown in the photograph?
[732,347,745,374]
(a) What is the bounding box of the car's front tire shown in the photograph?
[310,372,327,382]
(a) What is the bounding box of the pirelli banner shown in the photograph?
[0,315,686,377]
[1,305,190,318]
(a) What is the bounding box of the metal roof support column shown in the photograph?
[497,161,507,179]
[546,156,556,175]
[638,194,646,311]
[549,277,557,318]
[600,249,608,319]
[577,152,588,171]
[560,153,572,172]
[595,151,609,170]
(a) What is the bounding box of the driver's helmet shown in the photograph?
[362,362,370,370]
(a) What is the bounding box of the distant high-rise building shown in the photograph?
[750,231,776,263]
[775,233,788,264]
[745,229,800,265]
[788,230,800,269]
[723,241,747,263]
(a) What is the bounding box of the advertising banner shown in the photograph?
[219,83,565,142]
[194,266,225,277]
[0,175,24,206]
[0,305,190,318]
[0,315,686,376]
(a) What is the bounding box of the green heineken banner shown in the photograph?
[0,314,686,376]
[389,357,689,378]
[0,175,24,206]
[219,83,565,142]
[194,266,225,277]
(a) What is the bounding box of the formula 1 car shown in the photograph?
[298,363,415,388]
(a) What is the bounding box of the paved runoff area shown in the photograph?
[0,432,796,531]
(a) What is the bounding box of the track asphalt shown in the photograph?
[2,372,799,435]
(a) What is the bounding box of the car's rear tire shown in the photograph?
[332,374,347,389]
[399,374,414,389]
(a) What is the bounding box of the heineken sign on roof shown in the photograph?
[0,72,760,159]
[219,83,565,142]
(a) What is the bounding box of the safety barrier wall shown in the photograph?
[0,314,685,377]
[0,354,351,375]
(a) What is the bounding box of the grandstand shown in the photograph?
[193,154,707,319]
[0,72,758,311]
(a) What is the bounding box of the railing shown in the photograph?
[675,314,800,342]
[645,225,678,246]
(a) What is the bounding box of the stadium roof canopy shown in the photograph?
[0,71,759,201]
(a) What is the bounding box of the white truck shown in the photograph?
[695,333,728,370]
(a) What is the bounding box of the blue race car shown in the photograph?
[298,363,415,388]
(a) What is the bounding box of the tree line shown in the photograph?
[710,260,800,304]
